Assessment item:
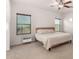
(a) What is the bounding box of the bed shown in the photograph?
[35,27,72,50]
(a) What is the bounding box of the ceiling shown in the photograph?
[11,0,73,14]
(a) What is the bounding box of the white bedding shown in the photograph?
[35,32,72,50]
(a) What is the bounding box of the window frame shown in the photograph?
[16,13,31,35]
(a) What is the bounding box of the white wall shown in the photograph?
[10,2,56,45]
[6,0,10,50]
[63,12,73,34]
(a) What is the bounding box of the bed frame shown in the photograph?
[35,27,71,51]
[36,27,55,33]
[35,27,55,51]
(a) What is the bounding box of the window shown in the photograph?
[55,17,62,32]
[16,13,31,35]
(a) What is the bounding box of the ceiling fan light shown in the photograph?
[59,5,63,8]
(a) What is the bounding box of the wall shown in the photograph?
[10,2,56,45]
[6,0,10,50]
[63,12,73,34]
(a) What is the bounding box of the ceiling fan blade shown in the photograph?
[64,5,72,8]
[64,1,72,4]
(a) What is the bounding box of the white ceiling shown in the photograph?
[11,0,73,14]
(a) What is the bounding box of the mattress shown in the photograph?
[35,32,72,50]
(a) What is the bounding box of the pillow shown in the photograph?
[37,29,54,34]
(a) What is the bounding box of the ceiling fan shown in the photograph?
[50,0,73,10]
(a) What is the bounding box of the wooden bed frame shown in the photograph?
[36,27,55,33]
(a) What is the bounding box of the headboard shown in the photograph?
[36,27,55,33]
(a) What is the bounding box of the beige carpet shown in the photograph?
[7,42,73,59]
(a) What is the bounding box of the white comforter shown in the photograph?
[35,32,72,50]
